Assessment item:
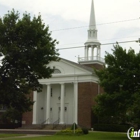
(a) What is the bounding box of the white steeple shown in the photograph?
[89,0,96,30]
[85,0,100,44]
[78,0,104,66]
[84,0,101,60]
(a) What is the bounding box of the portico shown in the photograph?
[32,81,78,125]
[31,57,98,126]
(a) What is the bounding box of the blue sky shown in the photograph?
[0,0,140,62]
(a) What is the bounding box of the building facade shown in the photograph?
[22,0,104,129]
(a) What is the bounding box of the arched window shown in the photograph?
[53,69,61,74]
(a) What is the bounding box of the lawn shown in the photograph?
[0,133,25,138]
[3,132,128,140]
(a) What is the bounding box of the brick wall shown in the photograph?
[22,91,33,125]
[78,82,98,129]
[84,63,104,70]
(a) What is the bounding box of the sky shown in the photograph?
[0,0,140,62]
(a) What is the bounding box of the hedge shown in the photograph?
[56,128,83,135]
[0,123,21,129]
[94,124,130,132]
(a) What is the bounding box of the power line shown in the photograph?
[102,40,138,45]
[57,39,139,50]
[58,34,140,47]
[58,46,84,50]
[52,18,139,32]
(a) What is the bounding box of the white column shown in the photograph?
[84,47,87,58]
[99,46,101,58]
[93,46,95,57]
[97,46,99,57]
[91,46,94,60]
[85,46,88,60]
[32,91,38,124]
[60,83,65,124]
[87,46,89,60]
[74,82,78,124]
[46,84,51,124]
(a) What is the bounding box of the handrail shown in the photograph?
[53,118,60,129]
[41,118,49,125]
[78,56,105,63]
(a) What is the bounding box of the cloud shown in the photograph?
[0,0,139,62]
[0,0,139,22]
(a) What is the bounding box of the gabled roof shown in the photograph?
[39,57,99,84]
[60,58,94,73]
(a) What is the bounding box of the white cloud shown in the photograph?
[0,0,140,62]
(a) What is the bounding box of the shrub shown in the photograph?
[71,123,78,130]
[1,108,22,124]
[0,123,21,129]
[94,124,130,132]
[75,128,83,135]
[82,128,89,134]
[56,127,83,135]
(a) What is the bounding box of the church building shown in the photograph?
[22,0,104,129]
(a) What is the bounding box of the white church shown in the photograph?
[22,0,104,129]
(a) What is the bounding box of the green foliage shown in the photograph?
[93,45,140,126]
[57,124,88,135]
[0,134,24,138]
[82,128,89,134]
[57,123,88,136]
[71,123,78,130]
[0,123,20,129]
[0,9,59,113]
[1,108,22,124]
[56,128,83,135]
[94,124,130,132]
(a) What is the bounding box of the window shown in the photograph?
[53,69,61,74]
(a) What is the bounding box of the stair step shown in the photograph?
[20,124,72,130]
[42,124,53,130]
[21,124,43,129]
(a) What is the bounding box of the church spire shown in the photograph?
[84,0,101,60]
[78,0,104,67]
[85,0,99,44]
[89,0,96,30]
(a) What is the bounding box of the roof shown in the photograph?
[60,58,94,73]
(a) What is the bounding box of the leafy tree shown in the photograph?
[1,108,22,124]
[0,10,59,114]
[93,45,140,126]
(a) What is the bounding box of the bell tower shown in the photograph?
[78,0,104,69]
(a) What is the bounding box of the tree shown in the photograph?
[0,10,59,115]
[93,45,140,126]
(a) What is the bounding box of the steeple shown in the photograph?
[78,0,104,68]
[85,0,100,45]
[89,0,96,30]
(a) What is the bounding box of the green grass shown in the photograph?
[0,133,25,138]
[4,132,128,140]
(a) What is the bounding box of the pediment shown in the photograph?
[48,58,93,76]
